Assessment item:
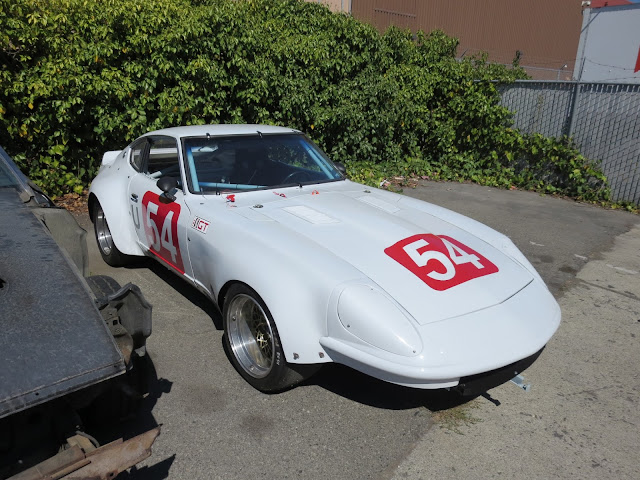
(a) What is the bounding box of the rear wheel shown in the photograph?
[93,201,129,267]
[223,284,317,392]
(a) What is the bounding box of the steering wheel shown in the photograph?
[281,171,312,184]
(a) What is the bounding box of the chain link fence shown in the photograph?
[498,81,640,204]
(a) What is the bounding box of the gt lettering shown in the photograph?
[385,234,499,291]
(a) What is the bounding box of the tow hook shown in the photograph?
[510,374,531,392]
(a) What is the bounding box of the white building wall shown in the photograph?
[575,4,640,83]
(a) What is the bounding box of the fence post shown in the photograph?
[567,82,580,137]
[566,57,586,137]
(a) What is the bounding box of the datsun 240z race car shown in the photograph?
[89,125,561,394]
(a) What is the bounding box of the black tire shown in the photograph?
[93,201,130,267]
[85,274,122,298]
[223,284,318,392]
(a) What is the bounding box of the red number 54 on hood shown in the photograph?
[385,234,499,291]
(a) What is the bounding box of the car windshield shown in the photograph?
[182,133,343,193]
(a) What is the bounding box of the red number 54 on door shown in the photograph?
[385,234,498,291]
[142,192,185,274]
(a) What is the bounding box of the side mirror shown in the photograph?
[157,176,178,201]
[334,162,347,176]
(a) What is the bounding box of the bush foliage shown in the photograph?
[1,0,609,201]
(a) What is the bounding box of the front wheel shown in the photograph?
[223,284,317,392]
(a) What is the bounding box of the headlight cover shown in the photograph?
[336,284,422,357]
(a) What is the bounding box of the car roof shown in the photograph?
[143,124,301,139]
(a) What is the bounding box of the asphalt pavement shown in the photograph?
[394,182,640,479]
[75,181,639,480]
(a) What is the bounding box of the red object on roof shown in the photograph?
[635,46,640,73]
[590,0,640,8]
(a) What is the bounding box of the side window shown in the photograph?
[129,140,148,172]
[147,136,179,176]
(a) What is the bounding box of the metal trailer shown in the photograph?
[0,146,158,479]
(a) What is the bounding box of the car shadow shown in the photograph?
[126,260,478,414]
[306,363,477,412]
[81,353,175,479]
[118,455,176,480]
[131,259,223,330]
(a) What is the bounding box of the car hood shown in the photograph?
[227,185,534,325]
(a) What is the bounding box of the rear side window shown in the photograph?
[129,140,147,172]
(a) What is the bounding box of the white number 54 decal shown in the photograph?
[385,234,498,291]
[142,192,185,273]
[145,202,177,262]
[403,237,484,281]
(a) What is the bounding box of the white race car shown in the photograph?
[89,125,561,393]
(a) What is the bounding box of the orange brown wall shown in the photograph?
[306,0,351,12]
[350,0,585,79]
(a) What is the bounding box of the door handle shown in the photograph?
[130,193,138,203]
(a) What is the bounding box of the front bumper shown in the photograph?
[321,280,560,390]
[454,348,543,396]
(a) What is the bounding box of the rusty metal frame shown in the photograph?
[9,427,160,480]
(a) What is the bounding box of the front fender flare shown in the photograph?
[202,227,364,365]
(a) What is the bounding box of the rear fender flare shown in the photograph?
[89,176,144,258]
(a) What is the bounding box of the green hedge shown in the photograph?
[1,0,609,201]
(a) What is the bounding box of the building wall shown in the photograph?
[575,4,640,83]
[351,0,585,80]
[305,0,350,12]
